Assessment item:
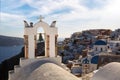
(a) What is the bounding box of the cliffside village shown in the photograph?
[57,28,120,79]
[7,18,120,80]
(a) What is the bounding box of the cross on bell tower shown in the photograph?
[39,15,44,22]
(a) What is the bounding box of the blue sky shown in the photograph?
[0,0,120,38]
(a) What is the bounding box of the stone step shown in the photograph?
[14,65,21,73]
[8,70,15,80]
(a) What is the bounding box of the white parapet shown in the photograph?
[20,57,27,67]
[8,70,14,80]
[55,56,62,63]
[14,65,21,73]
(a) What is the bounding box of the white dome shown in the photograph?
[27,63,80,80]
[91,62,120,80]
[9,58,81,80]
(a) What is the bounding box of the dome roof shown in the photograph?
[26,63,80,80]
[94,40,107,45]
[91,56,99,64]
[82,58,90,64]
[11,58,80,80]
[91,62,120,80]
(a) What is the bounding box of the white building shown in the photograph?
[110,29,120,40]
[107,40,120,54]
[108,40,120,49]
[93,40,108,55]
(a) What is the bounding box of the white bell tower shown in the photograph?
[24,16,58,58]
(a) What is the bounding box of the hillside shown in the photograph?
[0,47,24,80]
[0,35,24,46]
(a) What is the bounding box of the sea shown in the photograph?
[0,38,64,63]
[0,45,23,63]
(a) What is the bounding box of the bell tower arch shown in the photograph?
[24,18,58,58]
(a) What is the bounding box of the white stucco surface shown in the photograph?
[9,57,81,80]
[26,63,80,80]
[91,62,120,80]
[28,35,35,58]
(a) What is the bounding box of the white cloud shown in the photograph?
[25,0,86,16]
[0,13,26,37]
[1,0,25,10]
[0,12,26,27]
[1,0,120,38]
[25,0,120,38]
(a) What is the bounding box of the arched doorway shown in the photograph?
[34,24,50,57]
[35,27,45,57]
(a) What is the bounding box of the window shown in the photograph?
[101,48,103,51]
[116,43,119,47]
[96,47,97,51]
[108,46,109,49]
